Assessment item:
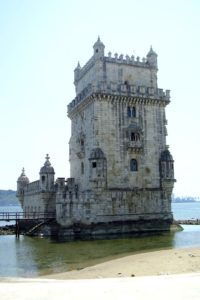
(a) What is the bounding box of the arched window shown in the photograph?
[127,106,131,117]
[127,106,136,117]
[130,159,138,172]
[130,132,140,141]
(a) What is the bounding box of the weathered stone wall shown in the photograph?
[56,187,172,227]
[23,192,56,214]
[69,96,167,191]
[75,50,158,95]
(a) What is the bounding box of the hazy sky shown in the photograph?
[0,0,199,197]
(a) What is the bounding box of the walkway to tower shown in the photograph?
[0,212,56,237]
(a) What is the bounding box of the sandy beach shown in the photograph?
[42,247,200,279]
[1,247,200,299]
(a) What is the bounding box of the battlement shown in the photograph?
[105,52,148,65]
[74,38,158,96]
[76,53,151,83]
[24,180,40,194]
[68,82,170,115]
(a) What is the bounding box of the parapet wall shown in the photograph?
[24,180,40,194]
[77,51,155,82]
[68,82,170,115]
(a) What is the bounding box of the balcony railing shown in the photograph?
[127,140,143,150]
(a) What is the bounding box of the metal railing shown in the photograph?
[0,212,56,221]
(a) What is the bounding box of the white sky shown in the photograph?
[0,0,199,197]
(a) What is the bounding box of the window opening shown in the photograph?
[130,159,138,172]
[130,132,140,141]
[127,107,132,117]
[127,106,136,117]
[81,162,84,174]
[42,175,45,183]
[131,132,136,141]
[92,162,97,168]
[132,107,136,117]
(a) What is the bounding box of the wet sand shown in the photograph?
[43,247,200,279]
[1,247,200,300]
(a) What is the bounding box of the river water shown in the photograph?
[0,202,200,278]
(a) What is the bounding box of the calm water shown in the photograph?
[172,201,200,220]
[0,202,200,278]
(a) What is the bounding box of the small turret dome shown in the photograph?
[93,36,105,49]
[17,168,29,184]
[160,147,174,162]
[147,46,157,57]
[40,154,55,174]
[93,36,105,58]
[146,46,158,68]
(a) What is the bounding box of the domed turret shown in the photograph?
[40,154,55,174]
[39,154,55,191]
[17,168,29,206]
[160,148,174,162]
[17,168,29,185]
[146,46,157,68]
[160,147,174,180]
[93,36,105,59]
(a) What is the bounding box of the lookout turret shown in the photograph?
[146,46,158,69]
[93,36,105,59]
[16,168,29,206]
[39,154,55,191]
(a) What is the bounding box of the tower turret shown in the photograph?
[160,147,175,180]
[16,168,29,207]
[93,36,105,59]
[146,46,158,68]
[74,61,81,90]
[39,154,55,191]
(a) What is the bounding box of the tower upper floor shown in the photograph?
[68,38,170,117]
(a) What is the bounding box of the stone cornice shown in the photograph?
[68,91,170,119]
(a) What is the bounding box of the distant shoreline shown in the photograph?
[172,200,197,203]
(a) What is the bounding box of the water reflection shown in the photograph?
[0,231,175,277]
[1,226,200,278]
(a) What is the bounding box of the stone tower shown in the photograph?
[16,38,175,237]
[63,37,175,234]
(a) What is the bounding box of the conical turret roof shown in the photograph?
[40,154,55,174]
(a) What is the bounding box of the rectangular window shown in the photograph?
[81,162,84,174]
[132,107,136,117]
[92,162,97,168]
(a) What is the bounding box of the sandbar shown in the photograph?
[43,247,200,279]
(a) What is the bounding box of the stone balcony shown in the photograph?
[127,140,143,152]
